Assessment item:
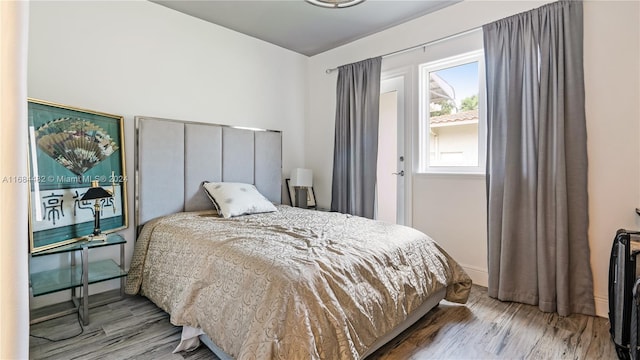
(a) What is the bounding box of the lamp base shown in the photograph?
[295,187,308,209]
[88,234,107,241]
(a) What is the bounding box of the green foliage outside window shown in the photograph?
[460,94,479,111]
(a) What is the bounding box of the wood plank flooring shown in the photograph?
[29,285,616,359]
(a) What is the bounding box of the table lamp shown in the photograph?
[290,168,313,208]
[80,180,113,241]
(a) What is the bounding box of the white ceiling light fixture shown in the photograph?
[305,0,366,9]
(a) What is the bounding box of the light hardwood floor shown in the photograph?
[29,285,616,359]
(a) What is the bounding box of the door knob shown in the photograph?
[392,170,405,176]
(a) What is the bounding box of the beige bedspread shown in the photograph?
[126,206,471,359]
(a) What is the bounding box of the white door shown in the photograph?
[376,76,406,225]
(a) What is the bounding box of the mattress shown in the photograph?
[126,205,472,359]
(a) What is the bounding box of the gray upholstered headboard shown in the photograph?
[135,116,282,227]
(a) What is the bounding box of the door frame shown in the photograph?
[380,68,412,226]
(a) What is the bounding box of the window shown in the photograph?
[418,50,485,174]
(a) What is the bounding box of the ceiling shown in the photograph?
[152,1,461,56]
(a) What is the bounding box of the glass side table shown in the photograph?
[29,233,127,325]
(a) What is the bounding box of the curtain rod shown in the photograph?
[325,27,482,74]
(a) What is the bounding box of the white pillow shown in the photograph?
[201,181,221,213]
[202,182,277,218]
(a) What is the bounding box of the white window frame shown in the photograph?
[418,50,486,174]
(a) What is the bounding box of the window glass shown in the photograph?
[419,51,485,173]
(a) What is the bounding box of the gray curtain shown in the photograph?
[331,57,382,218]
[484,1,595,316]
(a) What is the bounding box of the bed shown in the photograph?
[126,116,472,359]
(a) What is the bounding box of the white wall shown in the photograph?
[27,0,308,308]
[307,0,640,317]
[583,0,640,316]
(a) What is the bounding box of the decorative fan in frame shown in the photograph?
[35,117,119,176]
[27,99,128,253]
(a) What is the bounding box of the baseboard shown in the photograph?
[460,263,488,287]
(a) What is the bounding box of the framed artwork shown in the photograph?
[27,98,128,253]
[286,178,316,208]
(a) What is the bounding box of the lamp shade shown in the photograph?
[290,168,313,187]
[81,180,113,201]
